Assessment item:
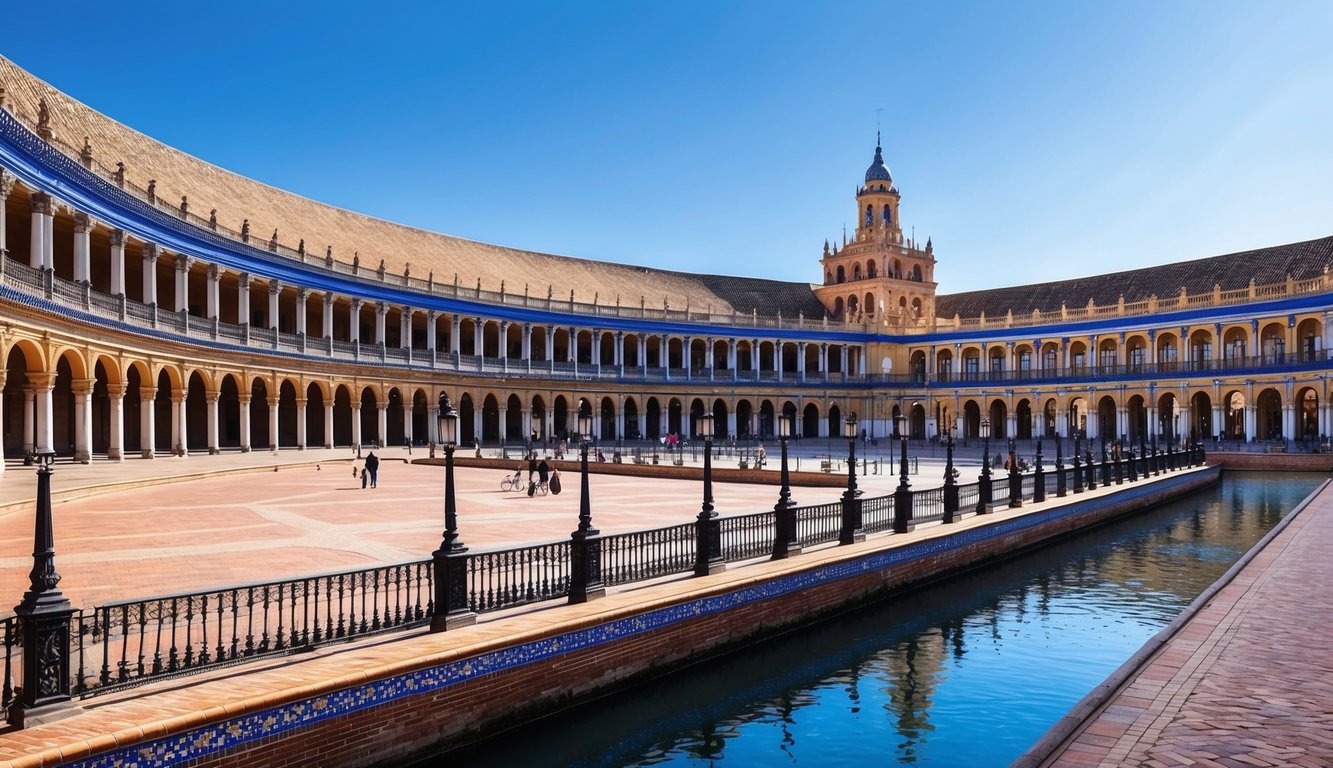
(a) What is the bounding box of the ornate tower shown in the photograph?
[814,136,937,327]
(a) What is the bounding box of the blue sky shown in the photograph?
[4,2,1331,293]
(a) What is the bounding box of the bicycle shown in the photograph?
[500,470,525,491]
[526,480,549,496]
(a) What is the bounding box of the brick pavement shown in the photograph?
[1027,480,1333,768]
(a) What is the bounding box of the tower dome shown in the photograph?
[864,139,892,184]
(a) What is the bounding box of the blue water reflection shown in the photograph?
[417,473,1319,768]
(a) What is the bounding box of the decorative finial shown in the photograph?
[36,98,52,140]
[297,238,305,255]
[146,179,157,203]
[179,195,189,217]
[269,230,278,250]
[209,208,217,229]
[114,162,125,187]
[80,137,93,167]
[241,218,250,242]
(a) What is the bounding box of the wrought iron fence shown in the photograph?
[795,501,843,547]
[601,523,695,587]
[719,510,776,561]
[465,541,572,612]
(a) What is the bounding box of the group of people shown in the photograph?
[358,451,379,488]
[526,452,560,495]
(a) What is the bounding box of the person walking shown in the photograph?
[538,457,550,487]
[528,452,538,484]
[365,451,380,488]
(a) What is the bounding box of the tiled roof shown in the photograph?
[935,236,1333,319]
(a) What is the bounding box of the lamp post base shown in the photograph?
[430,610,477,632]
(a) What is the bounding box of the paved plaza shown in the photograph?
[0,443,942,610]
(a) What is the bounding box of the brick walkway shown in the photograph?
[1027,479,1333,768]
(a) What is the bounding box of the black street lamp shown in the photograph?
[943,428,959,521]
[771,415,801,559]
[1033,437,1045,503]
[694,413,725,575]
[1055,433,1067,497]
[1072,432,1084,493]
[15,452,76,712]
[1007,437,1022,508]
[570,404,605,602]
[893,414,914,533]
[431,395,475,631]
[977,418,993,514]
[840,413,865,544]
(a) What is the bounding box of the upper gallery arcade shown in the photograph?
[2,52,1333,468]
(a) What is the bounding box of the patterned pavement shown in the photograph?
[1028,479,1333,768]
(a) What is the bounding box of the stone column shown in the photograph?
[268,280,281,330]
[296,289,309,336]
[401,400,413,445]
[351,405,362,448]
[140,385,158,457]
[323,294,335,340]
[400,307,412,349]
[237,273,251,326]
[142,243,159,305]
[377,404,388,447]
[29,373,56,455]
[296,398,308,449]
[206,265,220,320]
[473,318,483,358]
[73,212,92,283]
[426,311,438,355]
[175,255,192,313]
[684,336,693,380]
[206,391,220,454]
[797,342,807,381]
[375,303,388,346]
[0,169,12,258]
[109,229,126,296]
[22,388,35,455]
[72,378,94,463]
[350,299,362,344]
[546,326,555,363]
[106,383,125,461]
[1244,405,1257,442]
[776,342,783,383]
[1147,405,1158,439]
[238,394,252,452]
[451,316,462,355]
[1283,404,1295,442]
[29,192,51,269]
[324,402,335,448]
[267,399,279,451]
[173,390,188,456]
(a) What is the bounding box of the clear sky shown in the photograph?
[4,1,1331,294]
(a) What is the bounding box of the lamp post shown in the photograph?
[893,414,914,533]
[1033,437,1045,503]
[840,413,865,544]
[15,452,76,714]
[694,413,725,575]
[977,418,993,514]
[570,405,605,602]
[1072,432,1084,493]
[1055,433,1067,497]
[431,395,476,631]
[771,415,801,559]
[943,428,959,521]
[1007,437,1022,508]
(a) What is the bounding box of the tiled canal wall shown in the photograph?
[52,468,1220,768]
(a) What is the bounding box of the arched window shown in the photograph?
[853,263,862,280]
[883,204,891,223]
[867,260,877,278]
[865,205,873,227]
[836,265,845,283]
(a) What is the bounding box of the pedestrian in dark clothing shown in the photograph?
[528,452,538,484]
[538,458,550,485]
[365,452,380,488]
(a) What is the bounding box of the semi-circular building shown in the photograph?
[1,54,1330,467]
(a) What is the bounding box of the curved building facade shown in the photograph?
[1,57,1330,469]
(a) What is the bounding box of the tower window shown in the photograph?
[865,205,873,227]
[883,204,891,223]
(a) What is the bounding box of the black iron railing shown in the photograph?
[3,442,1208,723]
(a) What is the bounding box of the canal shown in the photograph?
[411,472,1321,768]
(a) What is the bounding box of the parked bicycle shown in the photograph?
[500,468,525,491]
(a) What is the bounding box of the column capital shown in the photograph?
[29,191,52,215]
[108,228,126,248]
[171,389,188,404]
[205,390,221,404]
[26,371,57,391]
[143,242,160,261]
[105,382,128,398]
[73,211,94,233]
[139,386,160,401]
[268,279,282,295]
[176,254,193,271]
[0,168,14,198]
[324,292,336,305]
[70,378,97,395]
[208,263,220,280]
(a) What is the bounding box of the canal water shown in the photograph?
[412,472,1321,768]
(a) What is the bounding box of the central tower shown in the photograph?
[814,137,937,327]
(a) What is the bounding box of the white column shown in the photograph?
[351,406,363,448]
[0,170,11,258]
[22,389,35,455]
[32,374,55,455]
[296,289,309,336]
[140,385,157,457]
[401,401,412,445]
[206,265,220,320]
[269,401,280,451]
[350,299,362,343]
[107,384,125,461]
[237,273,251,325]
[72,379,94,462]
[377,404,388,446]
[1244,405,1257,442]
[238,396,252,452]
[207,392,220,454]
[324,402,335,448]
[29,193,51,269]
[546,326,555,362]
[268,281,281,330]
[175,256,191,313]
[473,317,483,357]
[1283,404,1295,441]
[376,303,388,345]
[296,398,308,449]
[109,229,126,296]
[451,316,463,355]
[73,212,92,283]
[399,307,412,349]
[797,342,807,380]
[323,294,335,339]
[143,243,159,305]
[1147,406,1158,438]
[684,336,693,380]
[174,391,188,456]
[426,310,438,352]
